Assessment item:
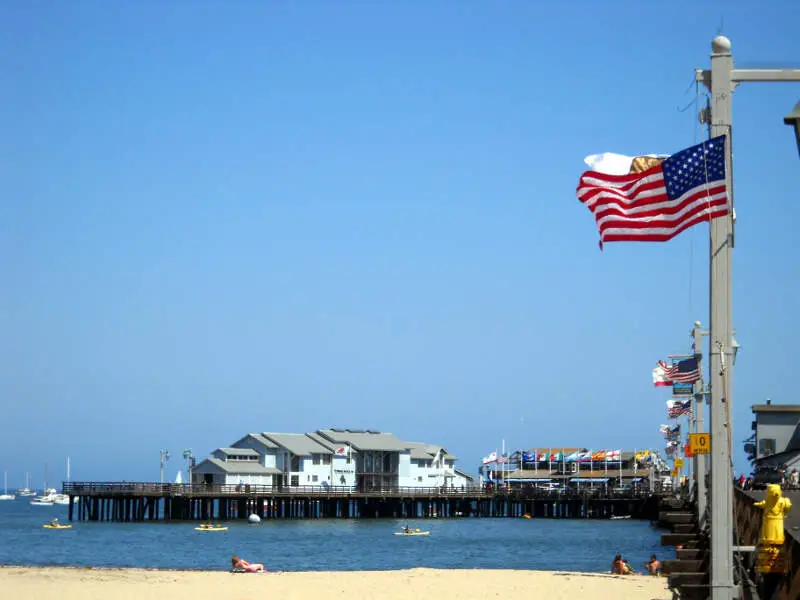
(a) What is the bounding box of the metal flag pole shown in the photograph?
[695,35,800,600]
[692,322,708,528]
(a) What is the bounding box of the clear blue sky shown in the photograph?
[2,1,798,486]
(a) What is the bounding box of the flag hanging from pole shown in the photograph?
[667,357,701,383]
[576,136,729,248]
[667,399,692,418]
[653,360,671,387]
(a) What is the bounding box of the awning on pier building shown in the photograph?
[569,478,611,483]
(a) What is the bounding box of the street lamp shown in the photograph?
[182,449,194,486]
[159,449,170,484]
[784,101,800,158]
[732,336,741,366]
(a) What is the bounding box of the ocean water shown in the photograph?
[0,498,671,573]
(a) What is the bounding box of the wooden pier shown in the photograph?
[63,482,659,522]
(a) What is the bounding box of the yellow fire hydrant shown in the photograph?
[754,484,792,574]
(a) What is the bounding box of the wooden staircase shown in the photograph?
[658,495,710,600]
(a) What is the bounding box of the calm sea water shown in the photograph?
[0,498,672,573]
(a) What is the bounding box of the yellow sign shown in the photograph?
[675,458,684,468]
[671,468,678,476]
[689,433,711,455]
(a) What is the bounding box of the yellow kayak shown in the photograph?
[195,526,228,531]
[43,524,72,530]
[394,531,430,536]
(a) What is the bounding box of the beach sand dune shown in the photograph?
[1,566,671,600]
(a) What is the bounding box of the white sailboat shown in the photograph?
[52,457,70,505]
[30,464,55,506]
[0,471,15,501]
[18,472,36,497]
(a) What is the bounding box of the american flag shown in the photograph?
[576,136,729,247]
[667,399,692,418]
[668,357,700,383]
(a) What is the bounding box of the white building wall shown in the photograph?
[295,456,336,486]
[452,472,470,488]
[223,473,272,486]
[397,452,413,486]
[231,438,279,469]
[331,454,356,488]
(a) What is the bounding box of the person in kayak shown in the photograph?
[232,555,265,572]
[49,518,60,527]
[402,525,411,534]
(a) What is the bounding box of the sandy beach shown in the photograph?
[0,566,671,600]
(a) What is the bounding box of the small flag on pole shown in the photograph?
[667,357,700,383]
[653,360,671,387]
[576,136,729,248]
[667,399,692,418]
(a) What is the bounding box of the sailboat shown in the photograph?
[0,471,15,501]
[30,464,55,506]
[51,457,71,505]
[18,472,36,497]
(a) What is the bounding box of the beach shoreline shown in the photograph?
[0,565,671,600]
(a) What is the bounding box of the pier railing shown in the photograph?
[62,481,653,500]
[62,482,494,498]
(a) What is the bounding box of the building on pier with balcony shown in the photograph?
[191,428,473,491]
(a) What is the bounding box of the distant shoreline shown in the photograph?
[0,566,670,600]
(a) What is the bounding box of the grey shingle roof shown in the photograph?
[317,429,411,452]
[251,433,279,449]
[408,444,433,460]
[230,434,279,450]
[405,441,458,461]
[305,432,337,452]
[264,432,333,456]
[216,447,260,456]
[196,458,281,475]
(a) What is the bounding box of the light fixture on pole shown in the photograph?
[784,101,800,158]
[159,449,170,484]
[732,336,741,366]
[182,449,194,486]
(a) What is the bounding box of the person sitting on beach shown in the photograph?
[645,555,661,575]
[622,559,635,575]
[232,555,265,573]
[611,554,625,574]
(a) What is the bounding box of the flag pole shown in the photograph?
[501,439,505,488]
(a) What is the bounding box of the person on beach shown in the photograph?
[232,555,265,572]
[611,555,625,574]
[645,555,661,575]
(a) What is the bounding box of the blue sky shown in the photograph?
[2,1,798,486]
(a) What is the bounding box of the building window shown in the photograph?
[323,455,331,465]
[313,454,321,465]
[312,475,318,482]
[418,476,423,482]
[759,438,777,456]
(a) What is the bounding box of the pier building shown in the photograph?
[748,402,800,472]
[192,428,473,491]
[481,448,672,491]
